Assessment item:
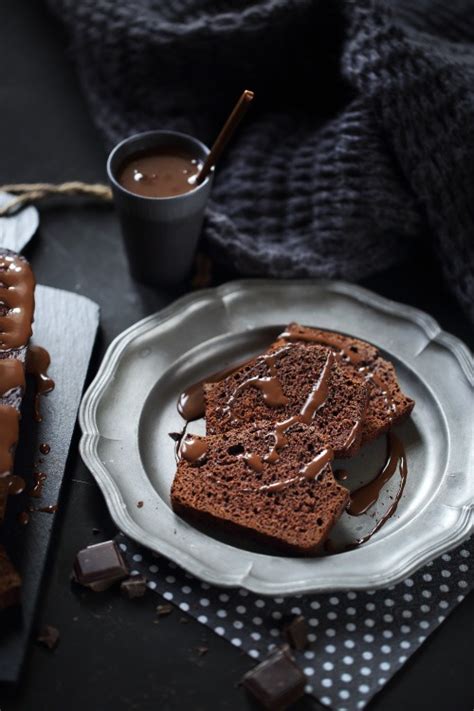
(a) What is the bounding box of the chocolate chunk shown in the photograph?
[0,545,21,609]
[242,647,306,710]
[156,603,173,617]
[120,575,147,599]
[36,624,60,650]
[283,615,308,651]
[73,541,128,591]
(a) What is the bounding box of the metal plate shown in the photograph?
[79,280,473,595]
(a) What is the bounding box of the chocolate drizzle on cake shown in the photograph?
[26,345,55,422]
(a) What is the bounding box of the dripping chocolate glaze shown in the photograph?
[29,471,47,498]
[26,345,55,422]
[0,359,26,397]
[279,328,397,418]
[181,436,208,464]
[0,253,35,351]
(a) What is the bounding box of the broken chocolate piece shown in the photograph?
[0,545,21,609]
[73,541,128,592]
[120,574,147,599]
[156,603,173,617]
[242,647,306,710]
[36,624,60,650]
[283,615,308,651]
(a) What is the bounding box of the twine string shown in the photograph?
[0,182,113,216]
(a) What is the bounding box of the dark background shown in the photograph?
[0,2,472,710]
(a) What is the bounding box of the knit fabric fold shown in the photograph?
[49,0,474,319]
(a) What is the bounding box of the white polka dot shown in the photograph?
[321,678,332,688]
[361,667,371,676]
[365,602,376,611]
[238,589,248,596]
[274,597,284,604]
[401,625,411,634]
[233,621,243,630]
[310,601,321,610]
[403,593,413,602]
[304,684,313,694]
[362,651,373,660]
[147,581,157,590]
[129,570,140,577]
[442,553,452,562]
[255,599,265,608]
[384,598,394,607]
[420,604,430,613]
[380,661,390,671]
[383,630,393,639]
[441,570,451,578]
[215,626,225,635]
[347,591,357,600]
[231,638,241,647]
[460,549,470,558]
[325,644,336,653]
[217,609,227,618]
[439,600,449,609]
[321,696,332,706]
[149,564,158,573]
[399,655,407,663]
[271,611,282,620]
[219,593,230,602]
[381,645,391,654]
[197,615,208,624]
[459,563,468,572]
[383,614,394,622]
[249,649,259,659]
[290,606,302,616]
[165,576,176,584]
[181,585,192,594]
[251,632,261,641]
[365,618,375,627]
[329,596,339,605]
[422,590,432,598]
[179,602,190,612]
[307,633,317,643]
[346,623,356,632]
[357,702,365,710]
[269,628,280,638]
[326,628,336,637]
[404,578,414,587]
[400,640,411,649]
[458,580,468,589]
[457,594,465,602]
[304,650,315,660]
[364,634,374,643]
[419,620,430,629]
[323,661,334,671]
[438,615,445,623]
[422,573,432,582]
[253,617,262,625]
[402,610,413,618]
[439,584,449,593]
[309,618,319,627]
[341,672,352,682]
[418,635,426,643]
[346,607,356,615]
[327,611,338,620]
[359,684,370,694]
[344,640,355,648]
[343,656,354,665]
[339,690,350,699]
[378,678,386,685]
[119,543,127,552]
[199,598,210,607]
[163,591,173,600]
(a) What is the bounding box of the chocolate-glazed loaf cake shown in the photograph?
[171,423,349,555]
[204,343,369,457]
[0,249,35,608]
[272,324,415,445]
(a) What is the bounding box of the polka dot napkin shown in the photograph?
[116,533,472,711]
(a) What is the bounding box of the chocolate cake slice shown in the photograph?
[204,343,369,457]
[272,323,414,444]
[171,423,349,555]
[0,249,35,607]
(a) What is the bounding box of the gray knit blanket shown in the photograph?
[48,0,474,320]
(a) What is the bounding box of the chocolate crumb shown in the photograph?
[36,625,60,650]
[92,528,101,535]
[156,603,173,617]
[137,501,144,508]
[120,575,147,599]
[196,645,208,657]
[282,615,308,650]
[168,432,182,442]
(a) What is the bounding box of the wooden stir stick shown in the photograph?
[196,89,254,185]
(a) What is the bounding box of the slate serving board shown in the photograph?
[0,284,99,682]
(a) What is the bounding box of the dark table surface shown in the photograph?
[1,2,472,710]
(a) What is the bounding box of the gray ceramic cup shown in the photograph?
[107,130,213,287]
